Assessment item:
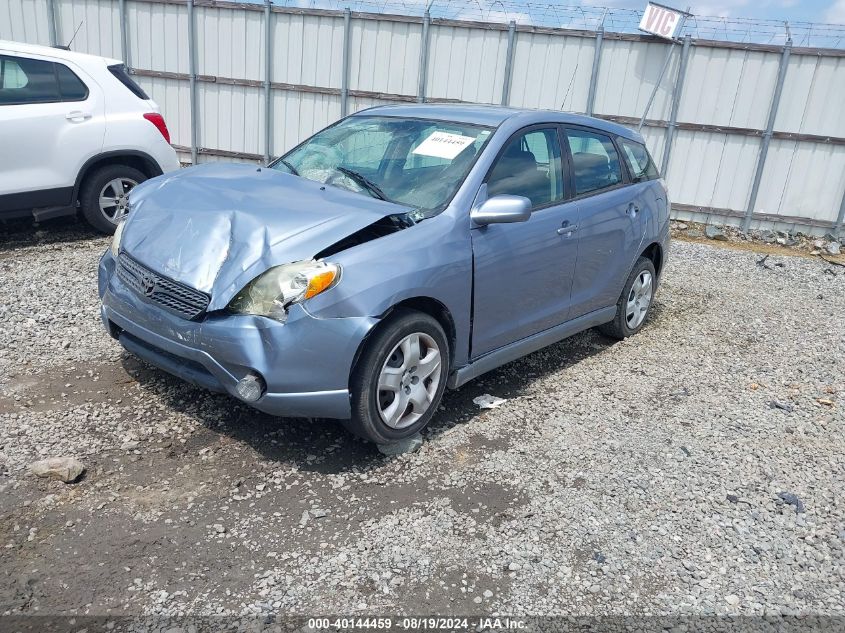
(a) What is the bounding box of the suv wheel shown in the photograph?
[79,164,147,234]
[599,256,657,340]
[346,309,449,444]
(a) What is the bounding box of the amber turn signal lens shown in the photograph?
[305,269,338,299]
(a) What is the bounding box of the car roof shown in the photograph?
[0,39,121,66]
[356,103,643,143]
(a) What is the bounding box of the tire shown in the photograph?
[598,256,657,340]
[79,164,147,234]
[346,308,450,444]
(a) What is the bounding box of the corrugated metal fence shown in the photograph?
[3,0,845,236]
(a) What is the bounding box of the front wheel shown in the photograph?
[346,309,449,444]
[598,256,657,340]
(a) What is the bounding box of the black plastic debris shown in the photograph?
[769,400,794,413]
[777,491,805,513]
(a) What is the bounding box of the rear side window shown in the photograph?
[0,55,88,104]
[565,128,623,196]
[619,138,660,182]
[108,64,149,100]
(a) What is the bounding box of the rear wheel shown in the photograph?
[79,164,147,234]
[346,309,449,444]
[598,256,656,340]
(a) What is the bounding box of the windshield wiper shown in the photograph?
[280,159,299,176]
[336,166,390,202]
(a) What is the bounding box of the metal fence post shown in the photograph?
[46,0,58,46]
[834,188,845,239]
[187,0,199,165]
[341,8,352,116]
[263,0,273,164]
[638,40,679,131]
[661,34,691,176]
[417,10,430,103]
[118,0,129,64]
[638,10,689,132]
[585,25,604,116]
[741,39,792,233]
[500,21,516,106]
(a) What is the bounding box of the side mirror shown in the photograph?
[471,195,532,226]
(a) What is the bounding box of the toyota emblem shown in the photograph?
[140,273,156,296]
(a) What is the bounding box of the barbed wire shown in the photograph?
[270,0,845,49]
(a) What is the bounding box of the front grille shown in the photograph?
[116,252,210,320]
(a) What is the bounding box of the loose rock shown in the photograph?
[28,457,85,483]
[705,225,728,241]
[377,434,423,456]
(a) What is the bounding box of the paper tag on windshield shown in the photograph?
[412,131,477,160]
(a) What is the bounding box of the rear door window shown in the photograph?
[564,128,623,196]
[56,63,89,100]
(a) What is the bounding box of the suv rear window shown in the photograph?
[107,64,149,100]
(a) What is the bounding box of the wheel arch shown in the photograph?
[348,296,458,390]
[389,297,457,360]
[640,242,664,278]
[72,150,163,204]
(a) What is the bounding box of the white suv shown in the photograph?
[0,40,180,233]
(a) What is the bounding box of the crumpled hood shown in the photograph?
[121,163,410,310]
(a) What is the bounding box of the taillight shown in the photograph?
[143,112,171,144]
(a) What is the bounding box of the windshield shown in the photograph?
[272,116,493,214]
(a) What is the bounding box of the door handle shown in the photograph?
[557,222,578,236]
[627,203,640,218]
[65,111,92,122]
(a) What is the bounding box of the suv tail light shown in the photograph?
[143,112,171,144]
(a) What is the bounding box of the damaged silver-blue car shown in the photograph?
[98,104,670,443]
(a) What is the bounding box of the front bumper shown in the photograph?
[98,251,377,419]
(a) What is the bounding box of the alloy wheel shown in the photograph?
[376,332,442,429]
[99,177,138,224]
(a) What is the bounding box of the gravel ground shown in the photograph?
[0,217,843,622]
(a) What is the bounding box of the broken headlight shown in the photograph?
[227,260,340,322]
